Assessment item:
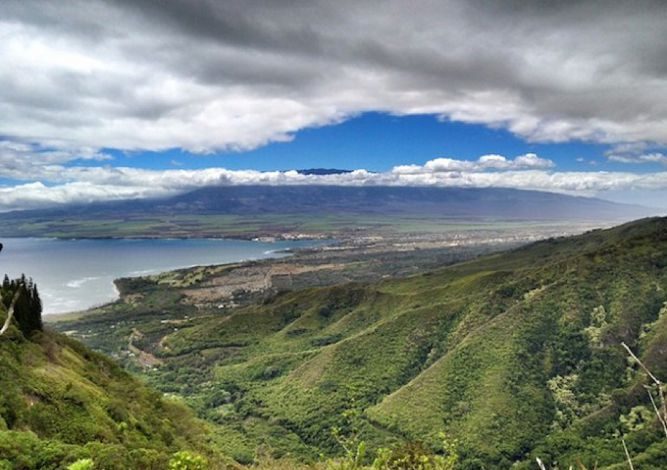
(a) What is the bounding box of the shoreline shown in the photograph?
[41,237,334,320]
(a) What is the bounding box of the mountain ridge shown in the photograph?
[0,186,655,240]
[0,185,653,220]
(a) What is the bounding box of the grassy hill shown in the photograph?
[54,217,667,468]
[0,317,231,468]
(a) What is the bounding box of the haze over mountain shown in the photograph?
[0,186,654,224]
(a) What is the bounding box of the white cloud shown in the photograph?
[605,140,667,165]
[420,153,555,172]
[0,181,161,210]
[409,153,554,173]
[0,141,111,181]
[608,153,667,165]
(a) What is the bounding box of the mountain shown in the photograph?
[0,186,655,239]
[295,169,354,175]
[18,185,654,219]
[0,309,229,468]
[0,185,655,222]
[157,186,651,219]
[54,217,667,468]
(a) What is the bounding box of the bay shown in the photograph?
[0,237,321,314]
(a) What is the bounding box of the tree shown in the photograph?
[0,242,42,337]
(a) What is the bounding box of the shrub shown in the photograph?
[67,459,94,470]
[168,451,208,470]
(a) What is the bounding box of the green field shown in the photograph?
[0,212,597,240]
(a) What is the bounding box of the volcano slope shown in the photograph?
[58,217,667,468]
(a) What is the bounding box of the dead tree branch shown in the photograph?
[0,289,20,336]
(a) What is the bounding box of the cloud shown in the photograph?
[605,141,667,165]
[2,0,667,154]
[0,181,160,210]
[0,140,111,181]
[395,153,554,173]
[607,153,667,165]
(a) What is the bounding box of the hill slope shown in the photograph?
[0,186,654,239]
[56,217,667,468]
[1,186,651,220]
[0,320,229,468]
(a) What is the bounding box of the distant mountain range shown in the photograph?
[295,168,354,175]
[0,185,656,239]
[0,185,655,221]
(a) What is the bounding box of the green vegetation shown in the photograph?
[67,459,94,470]
[0,282,229,469]
[51,217,667,468]
[0,211,594,241]
[168,451,208,470]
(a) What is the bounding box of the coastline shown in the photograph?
[3,237,330,319]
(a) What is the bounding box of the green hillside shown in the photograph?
[0,309,230,468]
[54,217,667,468]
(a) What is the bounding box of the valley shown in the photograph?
[48,217,667,468]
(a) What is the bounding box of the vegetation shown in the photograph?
[1,275,43,336]
[50,217,667,468]
[3,217,666,467]
[0,211,595,241]
[0,281,229,468]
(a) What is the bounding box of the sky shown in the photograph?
[1,0,667,211]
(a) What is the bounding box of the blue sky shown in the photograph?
[106,113,614,173]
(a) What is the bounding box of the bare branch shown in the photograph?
[660,383,667,428]
[621,342,667,441]
[536,457,547,470]
[0,289,21,336]
[621,342,662,386]
[621,438,634,470]
[645,386,667,438]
